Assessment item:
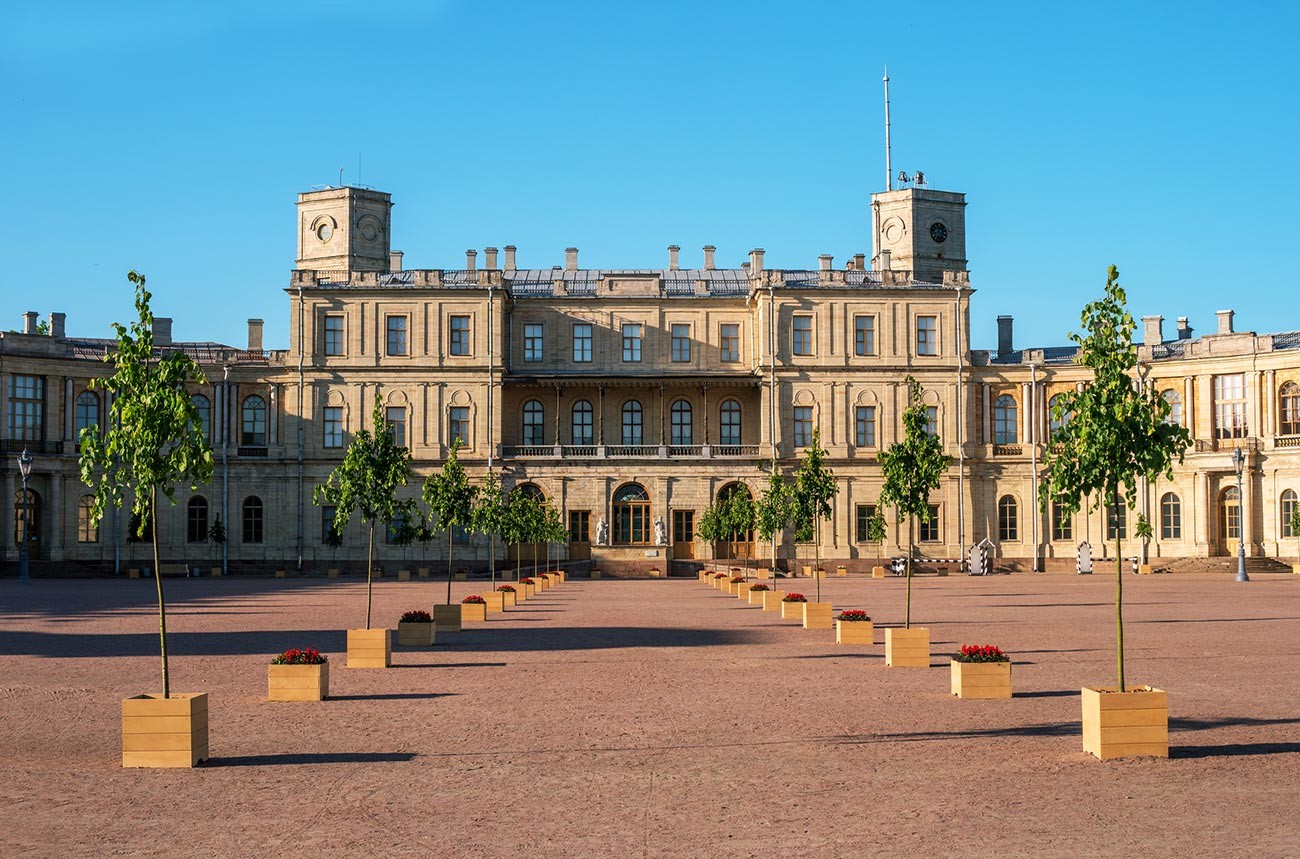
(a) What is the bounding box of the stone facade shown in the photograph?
[3,185,1299,575]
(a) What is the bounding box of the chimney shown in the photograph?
[667,245,680,270]
[1141,315,1164,346]
[389,250,404,272]
[22,311,38,334]
[818,254,833,272]
[465,249,477,272]
[247,318,264,352]
[504,245,517,270]
[853,253,866,271]
[1176,317,1193,340]
[1216,309,1235,335]
[49,312,66,340]
[484,247,498,270]
[748,248,764,273]
[565,247,579,271]
[878,249,892,271]
[152,317,173,347]
[702,245,716,271]
[997,315,1014,357]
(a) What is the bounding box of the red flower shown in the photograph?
[955,643,1008,663]
[783,593,807,602]
[838,610,870,622]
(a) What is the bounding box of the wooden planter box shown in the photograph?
[800,565,812,578]
[327,568,340,579]
[434,604,462,633]
[591,569,601,579]
[884,627,930,668]
[454,571,468,581]
[756,568,773,579]
[418,567,430,578]
[872,566,886,578]
[836,619,874,644]
[274,568,287,579]
[128,568,141,579]
[950,659,1012,699]
[268,663,329,701]
[803,602,833,630]
[462,602,487,622]
[1137,564,1153,575]
[347,628,392,668]
[398,570,411,581]
[483,592,505,612]
[122,692,208,768]
[762,591,787,612]
[1081,686,1168,760]
[396,620,434,647]
[835,566,848,577]
[781,600,807,620]
[521,582,536,598]
[210,567,222,578]
[372,568,383,579]
[498,589,518,606]
[748,589,769,605]
[736,582,752,598]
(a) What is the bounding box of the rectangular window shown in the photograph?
[449,315,471,356]
[671,324,691,362]
[916,316,938,356]
[572,323,593,362]
[8,375,45,441]
[924,406,939,437]
[569,510,590,543]
[720,323,740,363]
[449,406,469,446]
[77,497,99,544]
[792,316,813,356]
[919,505,941,542]
[622,323,643,362]
[1052,501,1072,542]
[524,323,543,362]
[855,504,879,543]
[1161,494,1182,540]
[1106,503,1128,541]
[855,406,876,447]
[386,406,407,448]
[187,500,208,544]
[322,506,341,546]
[854,315,876,356]
[1213,374,1247,439]
[324,315,344,356]
[323,406,344,448]
[793,406,813,447]
[385,315,408,356]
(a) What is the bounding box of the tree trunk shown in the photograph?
[365,520,374,629]
[446,527,454,605]
[151,489,170,699]
[905,517,914,629]
[1115,486,1126,693]
[814,517,821,603]
[490,534,496,590]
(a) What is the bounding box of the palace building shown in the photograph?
[3,183,1299,575]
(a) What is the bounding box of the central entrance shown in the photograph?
[712,482,755,562]
[1219,486,1241,556]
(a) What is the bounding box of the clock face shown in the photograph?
[929,222,948,244]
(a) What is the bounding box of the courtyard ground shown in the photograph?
[0,570,1297,858]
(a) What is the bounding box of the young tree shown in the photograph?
[755,469,792,576]
[1039,266,1190,692]
[79,271,214,699]
[207,515,227,573]
[866,508,888,568]
[791,428,838,603]
[878,378,952,628]
[541,501,567,571]
[313,396,413,629]
[469,472,507,589]
[422,438,475,604]
[696,499,723,564]
[501,491,531,581]
[1291,505,1300,565]
[721,487,756,577]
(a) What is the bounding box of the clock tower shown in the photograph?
[871,187,967,282]
[295,186,393,272]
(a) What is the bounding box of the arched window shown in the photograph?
[1281,382,1300,436]
[187,496,209,544]
[998,495,1018,541]
[1220,487,1240,541]
[242,496,264,544]
[613,482,650,544]
[994,395,1017,444]
[241,396,267,446]
[716,482,754,544]
[621,400,643,445]
[1281,489,1297,539]
[191,393,211,439]
[670,400,693,446]
[719,400,742,447]
[513,483,545,502]
[522,400,545,445]
[13,489,40,544]
[77,495,98,543]
[1161,389,1183,428]
[1161,492,1182,540]
[75,391,99,437]
[1048,393,1074,435]
[571,400,593,446]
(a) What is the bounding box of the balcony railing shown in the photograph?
[500,443,761,460]
[238,446,269,458]
[992,444,1023,457]
[1277,435,1300,449]
[0,439,65,455]
[1194,437,1261,453]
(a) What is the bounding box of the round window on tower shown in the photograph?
[316,222,333,242]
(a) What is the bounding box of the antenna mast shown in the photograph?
[883,67,893,191]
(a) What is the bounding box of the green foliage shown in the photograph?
[1038,265,1191,691]
[79,271,214,698]
[1291,505,1300,548]
[314,396,414,627]
[878,377,952,627]
[207,516,227,546]
[469,472,507,584]
[791,428,838,601]
[1134,513,1153,544]
[866,509,887,545]
[422,438,474,602]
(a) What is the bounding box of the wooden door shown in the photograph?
[672,510,695,559]
[568,510,591,561]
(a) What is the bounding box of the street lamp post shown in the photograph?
[1233,446,1249,582]
[17,448,34,584]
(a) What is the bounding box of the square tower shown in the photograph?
[296,187,393,272]
[871,188,967,283]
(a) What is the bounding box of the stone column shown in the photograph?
[981,383,990,445]
[64,377,74,442]
[701,385,709,446]
[1184,376,1195,436]
[1,472,13,560]
[0,372,8,438]
[1267,370,1277,438]
[1021,382,1032,443]
[597,386,605,446]
[269,384,278,446]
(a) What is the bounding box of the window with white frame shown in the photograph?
[854,315,875,356]
[1214,374,1247,439]
[792,316,813,356]
[916,316,938,356]
[855,405,876,447]
[572,323,592,362]
[524,323,543,362]
[323,406,344,448]
[622,324,642,362]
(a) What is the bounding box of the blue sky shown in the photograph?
[3,1,1297,351]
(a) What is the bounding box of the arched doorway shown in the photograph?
[612,483,651,545]
[507,483,546,565]
[713,482,754,562]
[13,489,41,560]
[1219,486,1241,556]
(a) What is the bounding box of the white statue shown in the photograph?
[595,516,609,546]
[654,516,668,546]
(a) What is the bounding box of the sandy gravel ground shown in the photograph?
[1,571,1298,858]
